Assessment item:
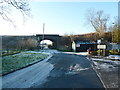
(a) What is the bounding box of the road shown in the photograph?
[2,52,104,88]
[34,53,104,88]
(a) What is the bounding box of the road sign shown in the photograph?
[76,44,80,47]
[97,40,101,44]
[97,45,106,49]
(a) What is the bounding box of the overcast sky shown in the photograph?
[0,0,118,36]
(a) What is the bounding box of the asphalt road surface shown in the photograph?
[34,53,104,88]
[3,52,104,88]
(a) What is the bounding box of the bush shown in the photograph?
[97,50,103,53]
[109,50,120,55]
[57,48,72,52]
[105,50,110,56]
[91,51,97,56]
[91,50,110,56]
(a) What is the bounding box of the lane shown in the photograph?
[34,53,104,88]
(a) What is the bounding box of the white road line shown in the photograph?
[87,57,107,89]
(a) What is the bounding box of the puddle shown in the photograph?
[66,64,89,75]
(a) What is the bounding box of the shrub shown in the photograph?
[91,50,110,56]
[91,51,97,56]
[109,50,120,55]
[57,48,72,52]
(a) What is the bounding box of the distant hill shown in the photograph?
[73,32,112,42]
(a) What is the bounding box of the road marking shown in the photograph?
[92,64,107,89]
[86,57,107,89]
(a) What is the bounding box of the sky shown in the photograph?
[0,1,118,36]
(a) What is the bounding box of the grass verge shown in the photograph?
[2,51,48,75]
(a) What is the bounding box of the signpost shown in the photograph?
[97,45,106,56]
[97,40,101,56]
[97,45,106,49]
[76,44,80,47]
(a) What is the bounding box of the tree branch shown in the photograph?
[0,0,30,26]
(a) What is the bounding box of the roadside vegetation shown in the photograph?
[2,50,22,57]
[2,51,48,75]
[91,50,120,56]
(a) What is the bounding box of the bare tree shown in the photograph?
[86,9,109,38]
[26,38,38,50]
[69,33,75,42]
[63,33,76,42]
[0,0,30,25]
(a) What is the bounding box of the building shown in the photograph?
[111,43,120,51]
[72,40,97,52]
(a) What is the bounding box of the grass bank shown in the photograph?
[2,51,49,75]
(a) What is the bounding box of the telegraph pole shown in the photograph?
[42,23,45,49]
